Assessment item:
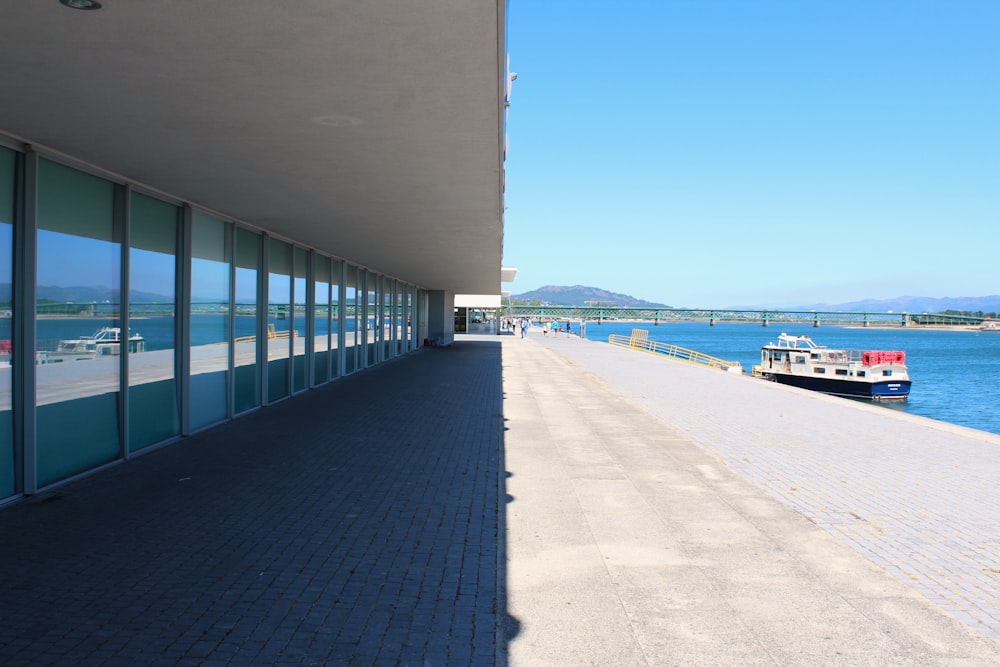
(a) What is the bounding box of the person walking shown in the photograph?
[520,318,528,338]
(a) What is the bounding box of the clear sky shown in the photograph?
[502,1,999,308]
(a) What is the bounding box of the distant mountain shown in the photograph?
[10,284,173,304]
[36,285,119,303]
[512,287,1000,314]
[784,296,1000,314]
[512,285,670,308]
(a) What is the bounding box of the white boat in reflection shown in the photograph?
[51,327,146,360]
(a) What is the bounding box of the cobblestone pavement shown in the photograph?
[538,333,1000,646]
[0,341,503,666]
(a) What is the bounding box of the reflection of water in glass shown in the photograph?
[44,313,360,348]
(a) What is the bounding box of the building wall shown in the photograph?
[426,292,455,346]
[0,142,427,500]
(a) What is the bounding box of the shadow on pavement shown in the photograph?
[0,340,511,666]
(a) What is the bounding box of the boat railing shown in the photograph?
[609,329,742,372]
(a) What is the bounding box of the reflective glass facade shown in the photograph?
[293,247,307,393]
[267,238,292,403]
[344,265,358,374]
[189,211,231,431]
[0,146,423,499]
[330,260,341,379]
[128,192,180,451]
[234,228,261,415]
[367,271,378,366]
[0,148,14,497]
[36,159,121,486]
[313,255,330,386]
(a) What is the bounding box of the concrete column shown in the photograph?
[426,290,455,346]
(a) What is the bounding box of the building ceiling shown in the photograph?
[0,1,507,294]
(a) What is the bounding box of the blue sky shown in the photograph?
[502,1,999,308]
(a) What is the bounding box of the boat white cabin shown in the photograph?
[52,327,146,360]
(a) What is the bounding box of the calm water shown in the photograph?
[581,320,1000,436]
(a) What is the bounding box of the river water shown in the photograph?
[580,320,1000,437]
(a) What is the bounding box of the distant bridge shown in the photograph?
[507,306,986,327]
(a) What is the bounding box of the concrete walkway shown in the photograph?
[503,331,1000,664]
[0,332,998,665]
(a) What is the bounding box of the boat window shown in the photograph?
[810,353,820,360]
[813,367,826,374]
[857,370,866,377]
[773,352,782,361]
[795,356,805,363]
[883,369,893,376]
[835,369,848,376]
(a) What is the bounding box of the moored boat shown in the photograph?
[52,327,146,360]
[752,333,910,400]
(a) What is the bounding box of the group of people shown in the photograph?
[502,317,576,339]
[541,321,571,337]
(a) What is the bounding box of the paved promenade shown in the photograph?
[0,332,998,665]
[505,330,1000,664]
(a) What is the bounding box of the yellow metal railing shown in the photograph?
[608,329,743,372]
[233,323,298,345]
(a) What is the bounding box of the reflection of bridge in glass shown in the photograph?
[44,302,396,320]
[508,306,986,327]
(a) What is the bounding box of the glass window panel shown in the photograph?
[313,255,330,385]
[293,246,307,393]
[36,159,120,486]
[0,148,14,497]
[234,228,261,414]
[383,279,392,359]
[344,264,357,374]
[395,283,404,355]
[367,271,378,366]
[128,192,179,451]
[267,239,291,401]
[189,211,230,430]
[330,259,341,378]
[407,288,414,350]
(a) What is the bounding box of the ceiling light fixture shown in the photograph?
[59,0,103,9]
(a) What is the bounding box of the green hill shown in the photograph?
[512,285,670,308]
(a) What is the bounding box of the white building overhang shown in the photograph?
[455,294,502,309]
[0,1,508,294]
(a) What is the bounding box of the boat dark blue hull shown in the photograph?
[770,373,911,400]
